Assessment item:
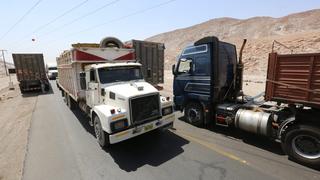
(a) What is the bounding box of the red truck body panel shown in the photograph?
[265,52,320,109]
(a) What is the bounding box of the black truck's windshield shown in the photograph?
[98,66,143,84]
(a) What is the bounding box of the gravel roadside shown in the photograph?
[0,85,37,180]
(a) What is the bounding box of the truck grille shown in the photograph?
[130,94,160,124]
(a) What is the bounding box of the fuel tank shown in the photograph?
[235,109,272,136]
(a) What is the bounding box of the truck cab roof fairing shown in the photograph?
[194,36,221,104]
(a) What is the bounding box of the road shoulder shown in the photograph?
[0,86,37,180]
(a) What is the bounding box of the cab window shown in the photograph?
[177,59,192,74]
[90,69,96,82]
[182,44,208,55]
[193,56,210,76]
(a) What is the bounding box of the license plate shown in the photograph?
[144,124,153,131]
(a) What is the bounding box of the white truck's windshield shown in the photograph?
[48,67,57,70]
[98,66,143,84]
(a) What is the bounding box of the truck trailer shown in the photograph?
[12,53,49,93]
[172,36,320,167]
[57,37,174,147]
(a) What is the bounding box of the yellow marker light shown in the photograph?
[111,114,125,121]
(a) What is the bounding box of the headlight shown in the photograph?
[110,119,128,132]
[162,106,173,116]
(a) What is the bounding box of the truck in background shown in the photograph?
[125,39,164,85]
[12,53,49,93]
[46,63,58,80]
[57,37,174,147]
[172,36,320,167]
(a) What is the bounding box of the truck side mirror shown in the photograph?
[79,72,86,90]
[172,64,176,75]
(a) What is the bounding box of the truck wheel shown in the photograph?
[185,102,204,127]
[45,83,50,92]
[20,87,25,94]
[282,124,320,167]
[93,116,109,148]
[67,95,76,110]
[63,92,68,104]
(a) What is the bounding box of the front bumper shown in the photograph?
[48,75,57,80]
[109,113,175,144]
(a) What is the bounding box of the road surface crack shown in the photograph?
[180,155,226,180]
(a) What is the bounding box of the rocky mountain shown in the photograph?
[146,9,320,77]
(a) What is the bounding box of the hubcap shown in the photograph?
[292,135,320,159]
[94,121,101,141]
[188,108,200,123]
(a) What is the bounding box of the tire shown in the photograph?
[67,94,76,110]
[63,92,68,104]
[44,84,50,92]
[100,37,124,48]
[185,102,204,127]
[282,124,320,167]
[20,86,25,94]
[93,115,109,147]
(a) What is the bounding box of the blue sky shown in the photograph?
[1,0,319,63]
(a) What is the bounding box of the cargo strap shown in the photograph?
[266,79,320,94]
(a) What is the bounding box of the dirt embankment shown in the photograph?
[0,85,37,180]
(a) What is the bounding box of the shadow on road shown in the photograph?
[71,108,190,172]
[177,114,320,171]
[178,114,285,156]
[106,131,189,172]
[72,109,95,135]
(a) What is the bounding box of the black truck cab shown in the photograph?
[172,36,239,126]
[172,37,320,168]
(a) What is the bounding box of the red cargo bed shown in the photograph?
[265,52,320,108]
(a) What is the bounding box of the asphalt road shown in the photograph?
[22,82,320,180]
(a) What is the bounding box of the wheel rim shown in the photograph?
[187,108,200,123]
[292,134,320,159]
[94,120,101,141]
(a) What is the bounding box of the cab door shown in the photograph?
[173,57,193,109]
[86,69,99,108]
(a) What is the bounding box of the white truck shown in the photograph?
[57,37,175,147]
[46,63,58,80]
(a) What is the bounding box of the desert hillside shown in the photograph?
[147,9,320,77]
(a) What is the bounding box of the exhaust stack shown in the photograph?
[236,39,247,97]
